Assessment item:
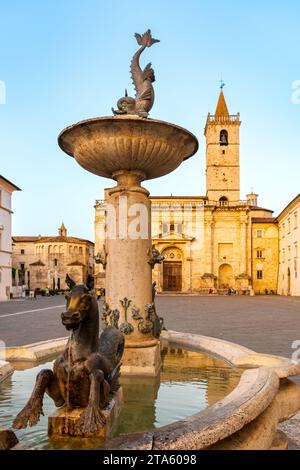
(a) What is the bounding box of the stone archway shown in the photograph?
[218,264,233,289]
[162,247,183,292]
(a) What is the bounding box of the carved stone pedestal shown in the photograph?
[48,388,123,438]
[121,340,161,376]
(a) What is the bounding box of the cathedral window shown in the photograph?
[294,212,297,229]
[21,249,25,255]
[256,250,263,258]
[257,270,263,279]
[219,130,228,146]
[256,229,263,238]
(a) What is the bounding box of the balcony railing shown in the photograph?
[206,113,240,124]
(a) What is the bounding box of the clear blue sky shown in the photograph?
[0,0,299,241]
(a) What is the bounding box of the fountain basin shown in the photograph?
[99,331,300,450]
[0,343,240,450]
[2,332,300,450]
[58,116,198,180]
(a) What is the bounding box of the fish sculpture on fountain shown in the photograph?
[112,29,159,117]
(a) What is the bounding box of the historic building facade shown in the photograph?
[277,194,300,296]
[0,175,21,301]
[94,90,279,294]
[12,223,94,291]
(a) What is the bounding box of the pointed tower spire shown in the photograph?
[215,88,229,118]
[59,222,67,237]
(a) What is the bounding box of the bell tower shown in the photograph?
[204,87,241,203]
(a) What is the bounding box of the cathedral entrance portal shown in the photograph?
[162,247,183,292]
[218,263,233,289]
[163,262,182,291]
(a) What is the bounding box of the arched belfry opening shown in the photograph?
[219,196,229,206]
[220,129,228,146]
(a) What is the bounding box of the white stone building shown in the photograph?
[278,194,300,296]
[0,176,21,301]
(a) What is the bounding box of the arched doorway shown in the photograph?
[218,264,233,289]
[162,247,182,292]
[287,268,291,295]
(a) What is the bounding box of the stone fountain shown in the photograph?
[11,29,198,441]
[58,30,198,377]
[7,31,300,449]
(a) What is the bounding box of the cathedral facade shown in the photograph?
[94,90,279,294]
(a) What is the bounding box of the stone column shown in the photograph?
[204,219,212,274]
[240,220,248,274]
[104,170,161,375]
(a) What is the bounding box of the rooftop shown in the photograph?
[13,235,94,245]
[276,193,300,221]
[0,175,21,192]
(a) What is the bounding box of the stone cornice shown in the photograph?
[0,205,13,214]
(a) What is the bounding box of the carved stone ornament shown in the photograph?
[119,297,134,335]
[130,297,166,338]
[102,302,120,329]
[94,244,107,270]
[102,302,112,327]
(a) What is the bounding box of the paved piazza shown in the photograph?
[1,295,300,360]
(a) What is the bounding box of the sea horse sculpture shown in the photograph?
[13,275,124,435]
[112,29,159,117]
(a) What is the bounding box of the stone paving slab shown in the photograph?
[278,411,300,449]
[1,295,300,362]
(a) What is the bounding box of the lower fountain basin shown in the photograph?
[2,331,300,450]
[58,116,198,180]
[0,344,240,450]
